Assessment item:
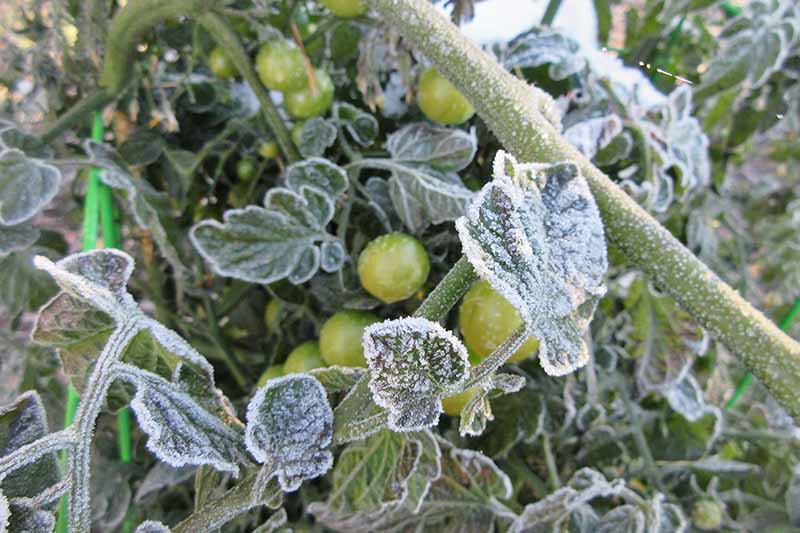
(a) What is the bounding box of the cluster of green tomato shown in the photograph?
[258,233,540,417]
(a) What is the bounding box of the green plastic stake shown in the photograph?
[726,298,800,409]
[56,111,134,532]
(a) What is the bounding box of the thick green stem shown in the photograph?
[197,12,300,163]
[413,256,476,321]
[540,0,564,26]
[367,0,800,421]
[40,88,114,144]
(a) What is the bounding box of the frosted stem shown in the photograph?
[0,429,75,479]
[463,326,529,388]
[366,0,800,421]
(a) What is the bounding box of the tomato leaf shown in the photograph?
[501,28,587,80]
[0,149,61,227]
[333,102,379,147]
[456,151,607,376]
[245,374,334,492]
[386,123,476,172]
[363,317,470,431]
[458,373,525,437]
[0,223,39,258]
[294,119,337,158]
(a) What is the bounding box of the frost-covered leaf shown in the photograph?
[596,505,645,533]
[245,374,333,492]
[0,248,57,317]
[285,158,348,199]
[117,364,246,475]
[32,249,138,321]
[510,468,629,532]
[0,491,7,533]
[0,121,53,158]
[135,520,172,533]
[6,500,55,533]
[564,114,623,160]
[118,128,165,166]
[644,494,687,533]
[294,119,338,158]
[191,185,344,284]
[478,386,546,458]
[0,391,60,499]
[0,149,61,226]
[308,366,366,393]
[387,123,477,172]
[363,317,470,432]
[502,28,587,80]
[387,163,474,233]
[458,373,526,437]
[456,151,607,376]
[663,375,717,423]
[694,0,800,100]
[334,102,379,147]
[135,463,196,503]
[0,223,39,258]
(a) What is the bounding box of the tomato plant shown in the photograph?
[2,0,800,531]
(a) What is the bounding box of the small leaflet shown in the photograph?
[362,317,470,432]
[5,500,55,533]
[596,505,646,532]
[0,149,61,227]
[245,375,334,492]
[458,373,526,437]
[501,28,588,80]
[135,520,172,533]
[333,102,379,147]
[456,151,607,376]
[0,223,39,258]
[191,170,346,284]
[118,364,245,475]
[386,123,477,172]
[294,118,338,158]
[563,114,623,160]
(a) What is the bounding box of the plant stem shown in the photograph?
[197,12,300,163]
[413,257,476,321]
[540,0,564,26]
[40,88,114,144]
[201,292,252,391]
[366,0,800,422]
[541,433,561,491]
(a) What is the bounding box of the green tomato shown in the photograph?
[319,0,367,18]
[459,280,539,364]
[283,340,326,373]
[441,386,480,416]
[263,299,283,331]
[236,158,257,181]
[417,67,475,125]
[319,310,379,367]
[691,500,723,531]
[284,69,334,119]
[256,364,284,388]
[258,140,279,159]
[255,41,308,92]
[357,233,430,304]
[208,46,236,80]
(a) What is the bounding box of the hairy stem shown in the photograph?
[413,257,476,321]
[197,12,299,163]
[367,0,800,422]
[0,429,75,479]
[40,89,114,144]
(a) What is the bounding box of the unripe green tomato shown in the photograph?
[208,47,237,80]
[291,122,305,146]
[417,67,475,125]
[256,364,284,388]
[258,141,279,159]
[285,69,334,119]
[255,41,308,92]
[441,386,480,416]
[263,299,283,331]
[319,310,379,367]
[319,0,367,18]
[357,233,430,304]
[283,340,326,373]
[691,500,723,531]
[459,280,539,364]
[236,158,257,181]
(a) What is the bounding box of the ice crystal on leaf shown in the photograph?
[191,160,348,284]
[456,151,607,376]
[362,317,470,431]
[135,520,172,533]
[245,374,334,492]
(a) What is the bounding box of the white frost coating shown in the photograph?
[362,317,470,432]
[190,184,345,285]
[456,151,607,376]
[450,447,513,500]
[32,249,138,322]
[386,123,477,172]
[458,373,525,437]
[293,119,338,158]
[135,520,172,533]
[141,318,215,377]
[118,364,244,476]
[333,102,379,147]
[0,149,61,227]
[563,115,623,160]
[0,490,8,533]
[285,158,348,198]
[245,374,333,492]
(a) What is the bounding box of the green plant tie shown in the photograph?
[56,111,134,533]
[726,298,800,409]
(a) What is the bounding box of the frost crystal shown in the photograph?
[456,151,607,376]
[363,317,470,431]
[245,374,334,492]
[135,520,172,533]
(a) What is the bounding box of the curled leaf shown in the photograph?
[363,317,470,431]
[456,151,607,376]
[334,102,379,147]
[245,374,334,491]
